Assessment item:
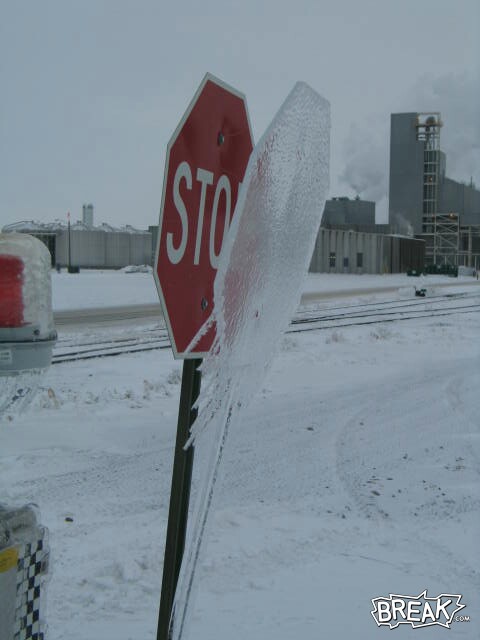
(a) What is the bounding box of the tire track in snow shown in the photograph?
[4,448,173,519]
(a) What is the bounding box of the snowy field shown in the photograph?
[51,268,479,309]
[1,271,479,639]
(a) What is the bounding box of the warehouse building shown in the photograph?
[309,196,423,274]
[310,229,424,274]
[1,220,152,269]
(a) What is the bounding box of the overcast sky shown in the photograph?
[1,0,479,230]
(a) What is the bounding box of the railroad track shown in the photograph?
[52,291,480,364]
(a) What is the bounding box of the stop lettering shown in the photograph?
[167,162,232,270]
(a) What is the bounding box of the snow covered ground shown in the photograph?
[1,271,479,639]
[51,268,479,310]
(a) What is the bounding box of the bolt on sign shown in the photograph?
[154,73,254,358]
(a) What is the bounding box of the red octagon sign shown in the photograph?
[154,74,254,358]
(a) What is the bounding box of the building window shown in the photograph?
[357,252,363,268]
[343,257,349,268]
[329,252,336,268]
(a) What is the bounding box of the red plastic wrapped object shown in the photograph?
[0,255,25,328]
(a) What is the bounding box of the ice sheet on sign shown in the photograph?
[170,82,330,640]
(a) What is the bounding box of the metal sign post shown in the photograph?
[157,358,201,640]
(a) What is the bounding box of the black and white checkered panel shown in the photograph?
[13,530,49,640]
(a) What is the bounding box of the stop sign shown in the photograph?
[154,74,254,358]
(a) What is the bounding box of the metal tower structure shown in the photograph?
[433,213,459,265]
[416,112,462,266]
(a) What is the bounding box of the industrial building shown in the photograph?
[389,112,480,267]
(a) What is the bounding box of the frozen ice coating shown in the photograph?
[0,233,54,336]
[171,82,330,639]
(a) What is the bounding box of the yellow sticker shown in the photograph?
[0,547,18,573]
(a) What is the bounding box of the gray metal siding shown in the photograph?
[129,234,151,265]
[438,177,480,223]
[56,230,152,268]
[70,230,106,267]
[309,228,425,274]
[105,233,130,268]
